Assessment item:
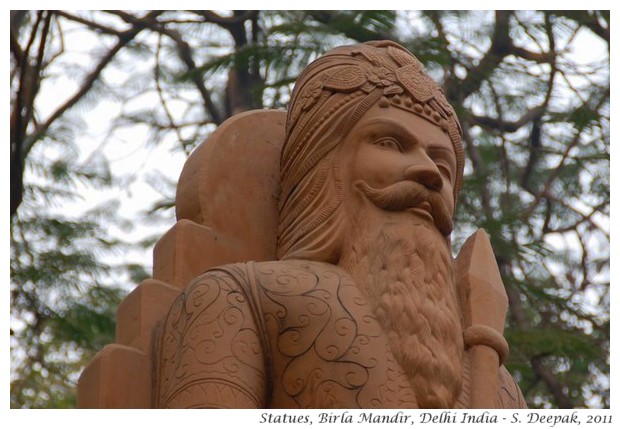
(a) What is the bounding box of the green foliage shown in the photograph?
[10,139,128,408]
[10,206,125,408]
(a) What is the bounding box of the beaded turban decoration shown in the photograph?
[277,40,464,261]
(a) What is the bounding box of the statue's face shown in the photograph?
[343,104,457,230]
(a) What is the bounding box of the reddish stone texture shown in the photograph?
[78,41,526,409]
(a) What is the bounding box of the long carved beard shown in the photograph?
[340,191,464,408]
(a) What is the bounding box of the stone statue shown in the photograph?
[78,41,527,409]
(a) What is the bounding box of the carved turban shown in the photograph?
[278,40,464,261]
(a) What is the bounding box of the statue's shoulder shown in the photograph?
[180,259,350,299]
[252,259,352,286]
[158,263,269,408]
[196,259,353,299]
[172,259,353,333]
[248,260,360,313]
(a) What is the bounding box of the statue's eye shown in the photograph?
[436,162,453,182]
[373,137,402,152]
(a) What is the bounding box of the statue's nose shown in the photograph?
[404,162,443,192]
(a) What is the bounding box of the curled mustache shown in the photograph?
[354,180,454,236]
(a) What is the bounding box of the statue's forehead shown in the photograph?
[349,104,454,150]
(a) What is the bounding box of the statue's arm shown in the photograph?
[156,267,268,408]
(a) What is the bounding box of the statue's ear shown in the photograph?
[176,109,286,262]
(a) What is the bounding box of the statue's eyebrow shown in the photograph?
[359,118,454,157]
[357,117,420,144]
[427,145,456,162]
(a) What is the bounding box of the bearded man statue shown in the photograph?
[155,41,527,409]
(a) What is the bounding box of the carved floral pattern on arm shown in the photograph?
[157,269,267,408]
[155,260,526,408]
[252,260,418,408]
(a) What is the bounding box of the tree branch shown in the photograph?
[154,34,186,151]
[426,11,455,79]
[107,10,223,124]
[511,46,555,63]
[471,106,545,133]
[542,195,609,239]
[23,11,164,157]
[54,11,124,36]
[446,11,513,101]
[460,121,494,221]
[194,10,258,28]
[531,356,574,408]
[11,11,45,218]
[551,11,609,45]
[522,86,609,219]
